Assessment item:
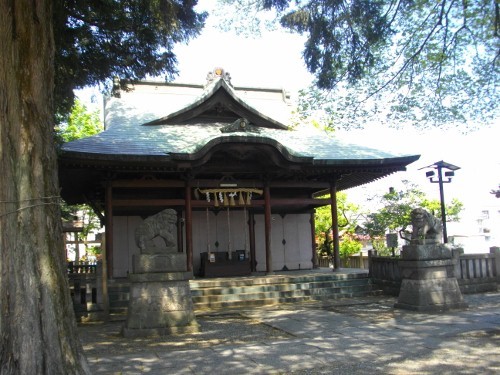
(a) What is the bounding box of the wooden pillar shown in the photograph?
[264,185,273,274]
[249,212,256,272]
[105,183,113,278]
[310,211,318,268]
[176,209,184,253]
[100,235,109,321]
[185,181,193,272]
[330,181,341,271]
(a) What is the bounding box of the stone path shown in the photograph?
[79,292,500,374]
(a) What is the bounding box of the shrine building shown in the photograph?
[59,68,420,279]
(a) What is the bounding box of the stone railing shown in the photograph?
[68,260,105,321]
[369,247,499,295]
[368,251,402,296]
[454,247,500,294]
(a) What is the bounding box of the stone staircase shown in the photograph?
[190,271,378,311]
[108,280,130,318]
[107,270,378,316]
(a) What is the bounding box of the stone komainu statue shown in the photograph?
[410,208,443,244]
[135,208,177,253]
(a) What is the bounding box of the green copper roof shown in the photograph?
[62,75,419,169]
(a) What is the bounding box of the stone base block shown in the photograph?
[123,277,198,337]
[128,271,192,283]
[399,259,454,279]
[402,244,451,260]
[395,278,468,311]
[133,253,187,273]
[396,244,467,312]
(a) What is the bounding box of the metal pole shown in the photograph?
[437,165,448,243]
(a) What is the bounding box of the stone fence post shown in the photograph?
[451,247,464,278]
[490,246,500,281]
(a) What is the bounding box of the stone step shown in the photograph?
[108,283,130,314]
[192,284,372,304]
[191,274,377,310]
[105,271,378,314]
[193,290,379,311]
[190,278,370,297]
[190,272,368,289]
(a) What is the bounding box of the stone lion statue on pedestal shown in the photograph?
[410,208,442,244]
[135,208,177,253]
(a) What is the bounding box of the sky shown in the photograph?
[77,2,500,250]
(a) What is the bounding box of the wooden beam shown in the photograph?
[112,199,185,207]
[110,180,185,188]
[103,178,332,190]
[111,198,331,208]
[253,198,331,207]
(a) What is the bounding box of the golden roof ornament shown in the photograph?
[206,67,232,87]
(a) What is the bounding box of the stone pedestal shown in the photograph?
[122,252,199,337]
[395,244,468,312]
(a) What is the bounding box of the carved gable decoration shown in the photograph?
[220,118,260,134]
[206,67,232,87]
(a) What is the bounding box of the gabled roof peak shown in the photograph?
[145,70,289,130]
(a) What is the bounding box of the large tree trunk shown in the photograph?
[0,1,90,374]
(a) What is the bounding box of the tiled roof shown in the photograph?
[62,77,418,168]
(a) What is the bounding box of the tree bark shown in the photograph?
[0,1,90,374]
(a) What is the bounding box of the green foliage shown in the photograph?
[363,181,463,242]
[315,192,361,257]
[339,235,362,263]
[57,100,103,142]
[219,0,499,128]
[277,0,390,89]
[210,0,281,36]
[421,198,463,222]
[61,201,101,244]
[58,101,103,243]
[86,246,102,257]
[371,237,393,256]
[53,1,206,121]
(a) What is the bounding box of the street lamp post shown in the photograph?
[421,161,460,244]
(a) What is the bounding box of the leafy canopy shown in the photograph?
[57,99,103,142]
[58,100,104,253]
[53,0,206,121]
[215,0,499,129]
[315,192,363,259]
[363,181,463,240]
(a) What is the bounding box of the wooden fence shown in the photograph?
[317,253,369,269]
[68,260,105,321]
[369,247,500,295]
